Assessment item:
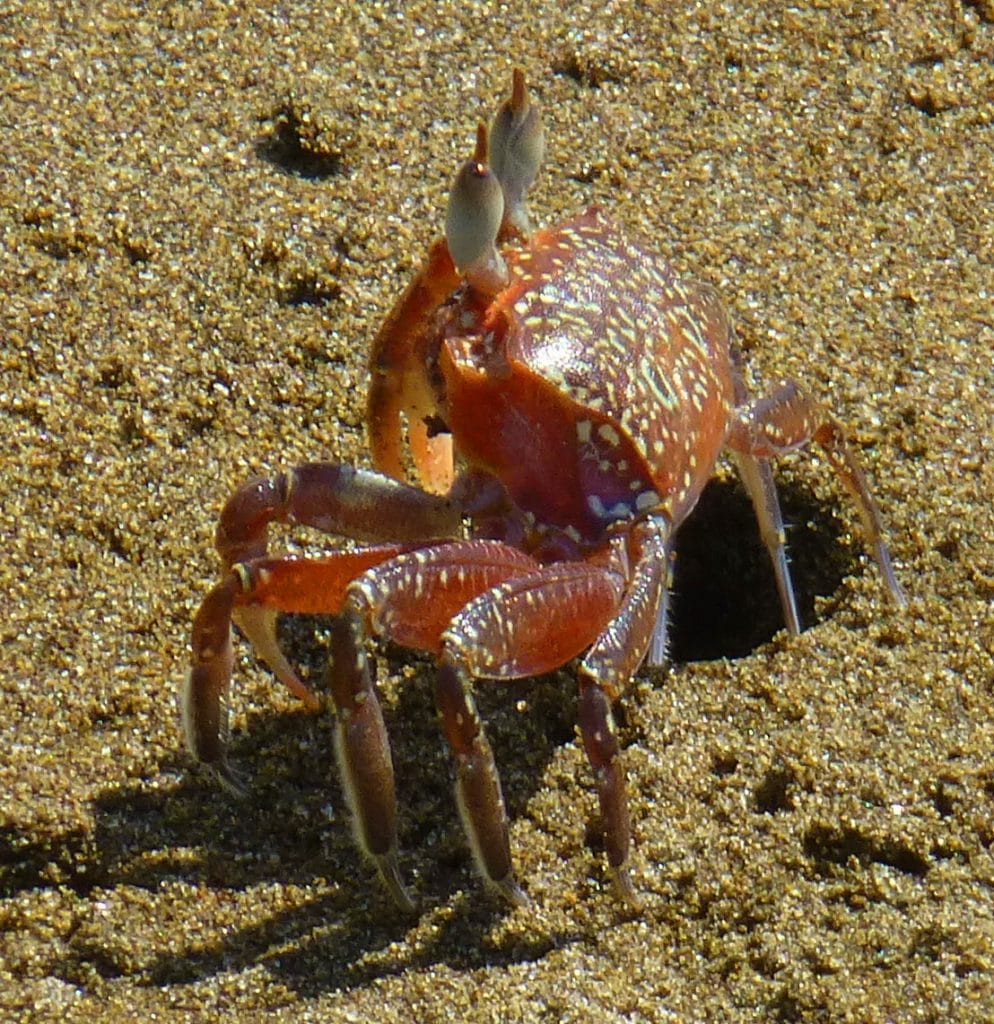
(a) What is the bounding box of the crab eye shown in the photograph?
[445,123,508,294]
[489,69,544,236]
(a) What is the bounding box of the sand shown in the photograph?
[2,2,993,1021]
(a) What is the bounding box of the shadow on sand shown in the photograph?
[2,476,854,996]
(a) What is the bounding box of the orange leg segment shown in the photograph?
[216,462,462,567]
[348,539,542,654]
[186,458,465,794]
[184,544,414,791]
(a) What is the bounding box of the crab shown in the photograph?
[184,70,905,911]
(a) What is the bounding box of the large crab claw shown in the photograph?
[366,235,460,495]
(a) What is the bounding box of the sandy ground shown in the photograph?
[2,2,993,1021]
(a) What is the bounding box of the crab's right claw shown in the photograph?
[367,237,459,495]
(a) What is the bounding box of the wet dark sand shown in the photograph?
[2,3,993,1021]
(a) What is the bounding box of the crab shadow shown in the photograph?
[23,477,853,995]
[37,676,581,996]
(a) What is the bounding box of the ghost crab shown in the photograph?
[185,70,905,910]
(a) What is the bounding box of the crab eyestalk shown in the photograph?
[445,123,509,297]
[489,68,544,238]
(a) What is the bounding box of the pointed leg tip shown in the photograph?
[301,689,324,712]
[212,761,249,799]
[874,542,907,610]
[782,592,802,636]
[376,853,417,914]
[886,570,908,610]
[609,864,642,911]
[491,872,530,909]
[888,579,909,610]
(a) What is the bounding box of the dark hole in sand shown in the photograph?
[669,476,852,662]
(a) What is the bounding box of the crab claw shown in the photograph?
[366,235,459,494]
[445,123,508,297]
[489,68,544,238]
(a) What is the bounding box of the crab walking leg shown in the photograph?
[437,562,628,903]
[730,451,802,635]
[434,658,523,906]
[727,360,802,634]
[185,545,415,792]
[579,518,672,903]
[328,540,544,908]
[215,461,463,567]
[186,464,464,788]
[727,383,906,606]
[185,575,238,772]
[643,533,676,669]
[228,547,418,705]
[327,609,413,912]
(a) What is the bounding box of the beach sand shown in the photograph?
[2,2,993,1021]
